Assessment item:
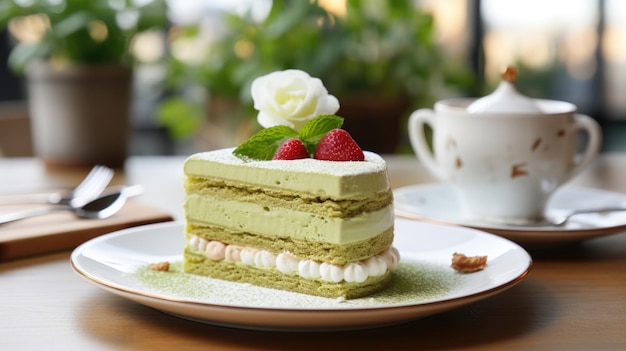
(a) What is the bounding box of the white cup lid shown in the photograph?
[466,67,544,114]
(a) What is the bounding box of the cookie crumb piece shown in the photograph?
[149,261,170,271]
[451,253,487,273]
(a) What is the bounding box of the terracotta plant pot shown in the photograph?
[26,63,133,168]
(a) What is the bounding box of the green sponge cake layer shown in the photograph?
[186,223,394,265]
[185,194,393,245]
[182,148,398,299]
[185,176,393,217]
[183,240,399,299]
[184,148,390,199]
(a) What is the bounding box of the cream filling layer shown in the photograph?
[188,235,400,283]
[184,148,390,198]
[184,194,394,244]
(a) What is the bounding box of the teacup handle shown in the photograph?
[408,109,446,180]
[569,114,602,178]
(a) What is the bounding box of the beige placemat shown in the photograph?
[0,201,174,261]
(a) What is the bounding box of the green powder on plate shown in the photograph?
[132,259,462,309]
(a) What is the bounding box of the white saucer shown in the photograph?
[394,183,626,245]
[71,219,531,331]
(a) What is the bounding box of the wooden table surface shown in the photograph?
[1,154,625,350]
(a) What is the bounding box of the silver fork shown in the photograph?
[56,165,115,208]
[1,165,114,207]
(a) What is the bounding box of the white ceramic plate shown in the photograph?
[394,183,626,245]
[71,219,531,331]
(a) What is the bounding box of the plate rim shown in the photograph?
[70,220,532,329]
[393,183,626,242]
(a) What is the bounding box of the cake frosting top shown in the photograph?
[184,148,390,198]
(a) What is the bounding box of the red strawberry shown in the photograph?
[314,129,365,161]
[272,138,310,160]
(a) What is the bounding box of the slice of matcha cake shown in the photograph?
[182,70,399,299]
[183,147,399,299]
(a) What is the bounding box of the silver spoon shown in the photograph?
[512,206,626,227]
[0,185,143,225]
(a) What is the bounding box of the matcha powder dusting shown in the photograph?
[132,259,462,309]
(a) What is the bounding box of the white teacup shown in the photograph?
[408,98,602,224]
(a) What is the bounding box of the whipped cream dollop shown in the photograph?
[188,235,400,283]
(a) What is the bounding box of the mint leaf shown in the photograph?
[233,126,298,160]
[299,115,344,154]
[233,115,345,160]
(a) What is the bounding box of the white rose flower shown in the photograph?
[251,69,340,131]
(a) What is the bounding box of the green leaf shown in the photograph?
[233,125,298,161]
[155,97,203,140]
[51,12,92,37]
[8,42,52,72]
[299,115,343,154]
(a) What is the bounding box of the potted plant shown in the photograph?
[0,0,167,168]
[158,0,473,153]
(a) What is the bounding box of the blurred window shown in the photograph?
[604,0,626,119]
[2,0,625,152]
[426,0,625,124]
